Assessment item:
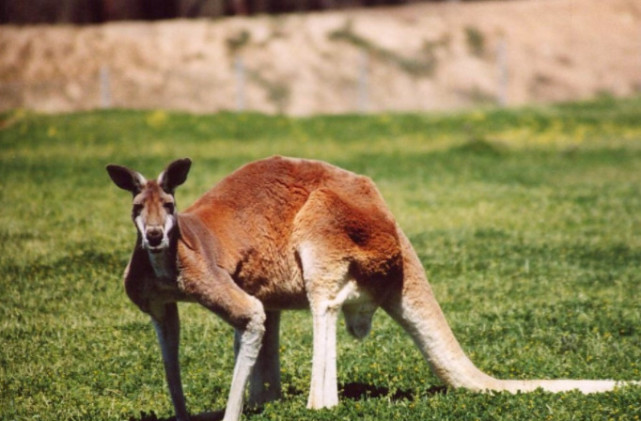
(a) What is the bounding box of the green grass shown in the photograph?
[2,96,641,420]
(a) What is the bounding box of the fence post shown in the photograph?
[358,49,369,113]
[235,54,246,111]
[100,65,111,109]
[497,38,508,107]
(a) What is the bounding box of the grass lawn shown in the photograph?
[2,97,641,420]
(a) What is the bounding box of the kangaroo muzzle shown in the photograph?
[135,210,171,252]
[146,227,164,248]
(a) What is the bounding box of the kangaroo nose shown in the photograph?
[146,228,163,247]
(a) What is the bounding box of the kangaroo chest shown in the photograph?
[148,249,175,281]
[143,249,189,302]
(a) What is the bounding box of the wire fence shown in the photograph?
[1,14,640,115]
[0,39,530,115]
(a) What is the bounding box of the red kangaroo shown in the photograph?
[107,156,633,421]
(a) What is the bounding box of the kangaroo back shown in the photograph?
[184,156,403,309]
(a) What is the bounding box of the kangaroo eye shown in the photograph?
[163,202,175,213]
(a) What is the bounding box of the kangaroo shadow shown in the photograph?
[128,410,225,421]
[340,382,447,401]
[129,405,269,421]
[128,383,447,421]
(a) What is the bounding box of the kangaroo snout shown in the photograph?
[146,227,164,248]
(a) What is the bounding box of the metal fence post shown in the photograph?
[358,49,369,113]
[497,38,508,107]
[100,65,112,109]
[235,54,246,111]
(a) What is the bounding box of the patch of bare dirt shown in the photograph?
[1,0,640,115]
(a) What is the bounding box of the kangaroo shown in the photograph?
[107,156,631,421]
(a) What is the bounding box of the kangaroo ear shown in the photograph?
[159,158,191,194]
[106,164,146,195]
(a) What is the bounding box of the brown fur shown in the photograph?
[179,156,402,311]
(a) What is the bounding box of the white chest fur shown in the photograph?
[148,249,175,281]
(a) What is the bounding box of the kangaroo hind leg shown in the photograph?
[298,241,359,410]
[294,187,396,409]
[307,279,363,409]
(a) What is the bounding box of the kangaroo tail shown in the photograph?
[381,229,629,394]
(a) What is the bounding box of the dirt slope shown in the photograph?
[1,0,640,115]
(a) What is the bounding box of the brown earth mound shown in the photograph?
[1,0,640,115]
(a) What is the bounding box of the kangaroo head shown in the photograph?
[107,158,191,253]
